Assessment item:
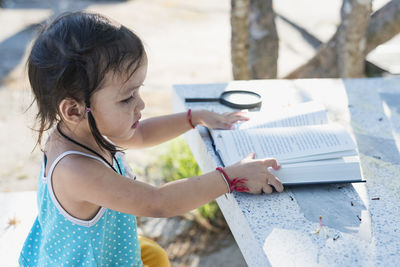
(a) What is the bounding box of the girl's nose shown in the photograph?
[136,97,145,112]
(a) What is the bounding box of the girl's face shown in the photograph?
[89,57,147,144]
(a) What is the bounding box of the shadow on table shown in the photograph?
[291,183,368,239]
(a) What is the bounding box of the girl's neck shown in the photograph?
[56,123,111,160]
[55,123,122,174]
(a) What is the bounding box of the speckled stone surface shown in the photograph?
[173,78,400,267]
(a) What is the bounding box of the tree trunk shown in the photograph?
[231,0,279,80]
[337,0,371,78]
[231,0,251,80]
[248,0,278,79]
[366,0,400,53]
[286,0,400,79]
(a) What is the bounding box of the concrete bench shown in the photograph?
[173,77,400,266]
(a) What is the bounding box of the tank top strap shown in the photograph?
[45,150,110,179]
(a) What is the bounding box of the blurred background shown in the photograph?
[0,0,399,266]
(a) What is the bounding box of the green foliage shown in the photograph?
[161,138,201,182]
[159,138,222,224]
[197,200,220,222]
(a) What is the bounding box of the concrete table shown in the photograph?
[173,78,400,267]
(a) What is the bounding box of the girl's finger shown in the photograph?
[228,115,249,123]
[268,176,284,193]
[223,122,232,129]
[222,111,249,120]
[262,184,273,194]
[228,111,250,118]
[222,116,249,127]
[263,158,279,169]
[225,110,248,116]
[244,152,256,160]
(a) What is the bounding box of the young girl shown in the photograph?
[19,11,284,267]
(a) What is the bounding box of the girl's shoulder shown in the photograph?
[48,149,113,187]
[43,131,111,177]
[43,133,115,200]
[44,142,119,220]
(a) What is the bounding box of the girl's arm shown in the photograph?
[115,110,248,149]
[54,153,282,218]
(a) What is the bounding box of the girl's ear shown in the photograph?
[58,98,86,124]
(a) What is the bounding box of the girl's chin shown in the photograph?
[129,127,139,137]
[113,128,137,142]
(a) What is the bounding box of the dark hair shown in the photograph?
[28,11,145,152]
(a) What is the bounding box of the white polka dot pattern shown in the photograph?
[19,152,142,266]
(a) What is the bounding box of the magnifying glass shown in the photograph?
[185,90,262,109]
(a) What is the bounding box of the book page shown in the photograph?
[235,101,327,130]
[212,124,356,165]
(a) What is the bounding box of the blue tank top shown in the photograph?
[19,151,142,266]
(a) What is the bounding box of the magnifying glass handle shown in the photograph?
[185,98,220,103]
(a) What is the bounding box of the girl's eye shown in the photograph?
[121,96,134,104]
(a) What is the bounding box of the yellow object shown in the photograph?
[139,236,170,267]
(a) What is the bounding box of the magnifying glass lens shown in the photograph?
[220,90,262,109]
[185,90,262,109]
[222,91,261,105]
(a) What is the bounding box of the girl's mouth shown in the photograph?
[132,120,139,129]
[132,115,141,129]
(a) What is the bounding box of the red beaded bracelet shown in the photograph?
[216,167,249,193]
[187,109,195,129]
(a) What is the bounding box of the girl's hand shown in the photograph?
[192,110,249,130]
[224,152,284,194]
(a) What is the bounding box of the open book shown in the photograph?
[210,101,364,185]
